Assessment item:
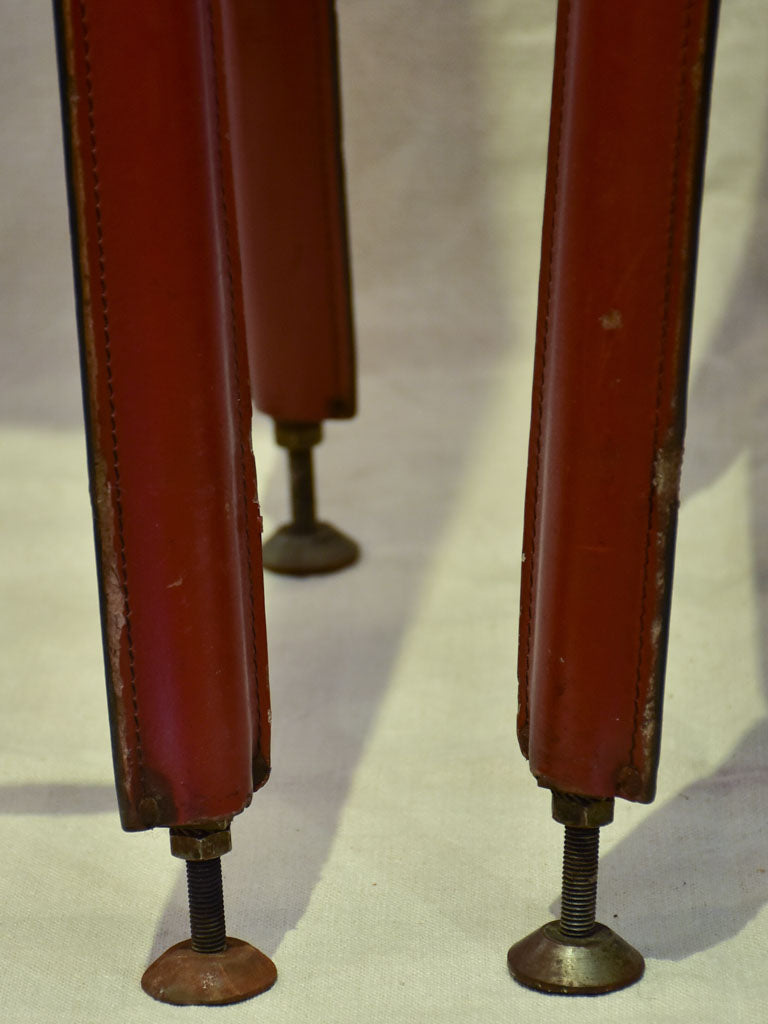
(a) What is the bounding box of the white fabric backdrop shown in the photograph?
[1,2,767,1021]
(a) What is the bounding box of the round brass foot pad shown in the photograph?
[141,937,277,1006]
[507,921,644,995]
[263,522,359,575]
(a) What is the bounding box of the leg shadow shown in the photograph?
[597,720,768,960]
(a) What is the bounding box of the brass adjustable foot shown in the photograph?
[141,826,276,1006]
[508,793,644,995]
[263,422,359,575]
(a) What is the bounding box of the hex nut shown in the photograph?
[274,421,322,450]
[170,829,232,861]
[551,791,614,829]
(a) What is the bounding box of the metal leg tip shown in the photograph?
[262,521,359,575]
[141,937,277,1006]
[507,921,644,996]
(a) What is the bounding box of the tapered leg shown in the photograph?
[55,1,274,1001]
[511,0,720,993]
[220,3,360,574]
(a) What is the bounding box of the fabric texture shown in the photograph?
[1,1,767,1021]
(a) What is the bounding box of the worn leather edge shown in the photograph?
[53,0,146,829]
[516,0,721,802]
[516,0,573,762]
[620,0,721,803]
[207,0,272,797]
[54,0,271,829]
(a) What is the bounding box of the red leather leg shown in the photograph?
[220,1,356,424]
[56,0,270,830]
[518,0,720,802]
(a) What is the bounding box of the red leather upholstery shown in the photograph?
[518,0,719,802]
[56,0,270,830]
[221,1,356,424]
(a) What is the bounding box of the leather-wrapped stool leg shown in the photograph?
[221,2,359,576]
[55,1,274,1004]
[509,0,720,994]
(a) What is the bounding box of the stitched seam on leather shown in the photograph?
[628,0,694,771]
[206,1,263,749]
[79,3,147,795]
[522,0,571,728]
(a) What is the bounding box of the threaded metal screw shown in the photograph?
[288,446,317,531]
[558,825,600,939]
[186,857,227,954]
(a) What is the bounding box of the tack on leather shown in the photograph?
[220,1,357,425]
[518,0,719,803]
[55,0,270,830]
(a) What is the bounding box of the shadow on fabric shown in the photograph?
[585,118,768,961]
